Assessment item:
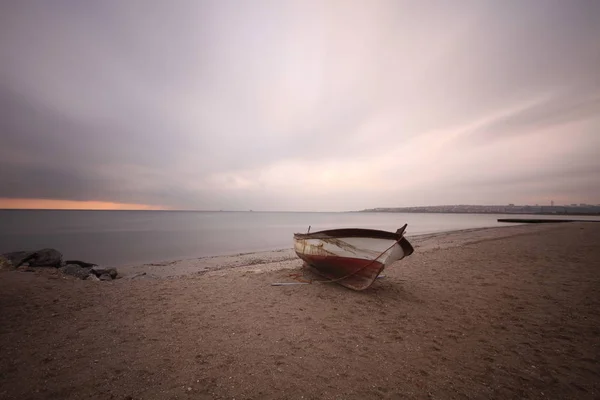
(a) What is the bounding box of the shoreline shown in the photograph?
[118,222,562,279]
[5,211,598,270]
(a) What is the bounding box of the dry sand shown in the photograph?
[1,222,599,399]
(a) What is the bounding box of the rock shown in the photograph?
[86,274,100,282]
[91,266,109,276]
[125,272,147,280]
[28,248,63,268]
[2,251,35,267]
[64,260,97,268]
[99,273,112,281]
[59,264,91,280]
[91,266,118,278]
[0,256,13,270]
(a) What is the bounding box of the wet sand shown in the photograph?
[1,222,599,399]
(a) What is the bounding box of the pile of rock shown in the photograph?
[0,248,118,281]
[59,263,118,281]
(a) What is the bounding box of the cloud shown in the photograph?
[467,90,600,143]
[0,0,599,210]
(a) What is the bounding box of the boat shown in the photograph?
[293,224,414,291]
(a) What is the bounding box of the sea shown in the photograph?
[0,210,596,267]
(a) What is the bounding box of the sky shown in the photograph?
[1,0,599,211]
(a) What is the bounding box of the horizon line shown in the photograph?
[2,203,599,212]
[0,208,351,212]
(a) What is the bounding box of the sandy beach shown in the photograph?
[1,222,599,399]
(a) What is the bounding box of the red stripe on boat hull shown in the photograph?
[298,254,385,291]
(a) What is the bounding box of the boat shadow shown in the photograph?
[293,267,420,303]
[362,278,422,303]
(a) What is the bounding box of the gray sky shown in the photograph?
[1,0,599,211]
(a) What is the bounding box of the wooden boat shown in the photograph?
[293,224,414,291]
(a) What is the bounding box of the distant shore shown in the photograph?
[359,203,600,216]
[359,209,600,216]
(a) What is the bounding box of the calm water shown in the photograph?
[0,210,595,267]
